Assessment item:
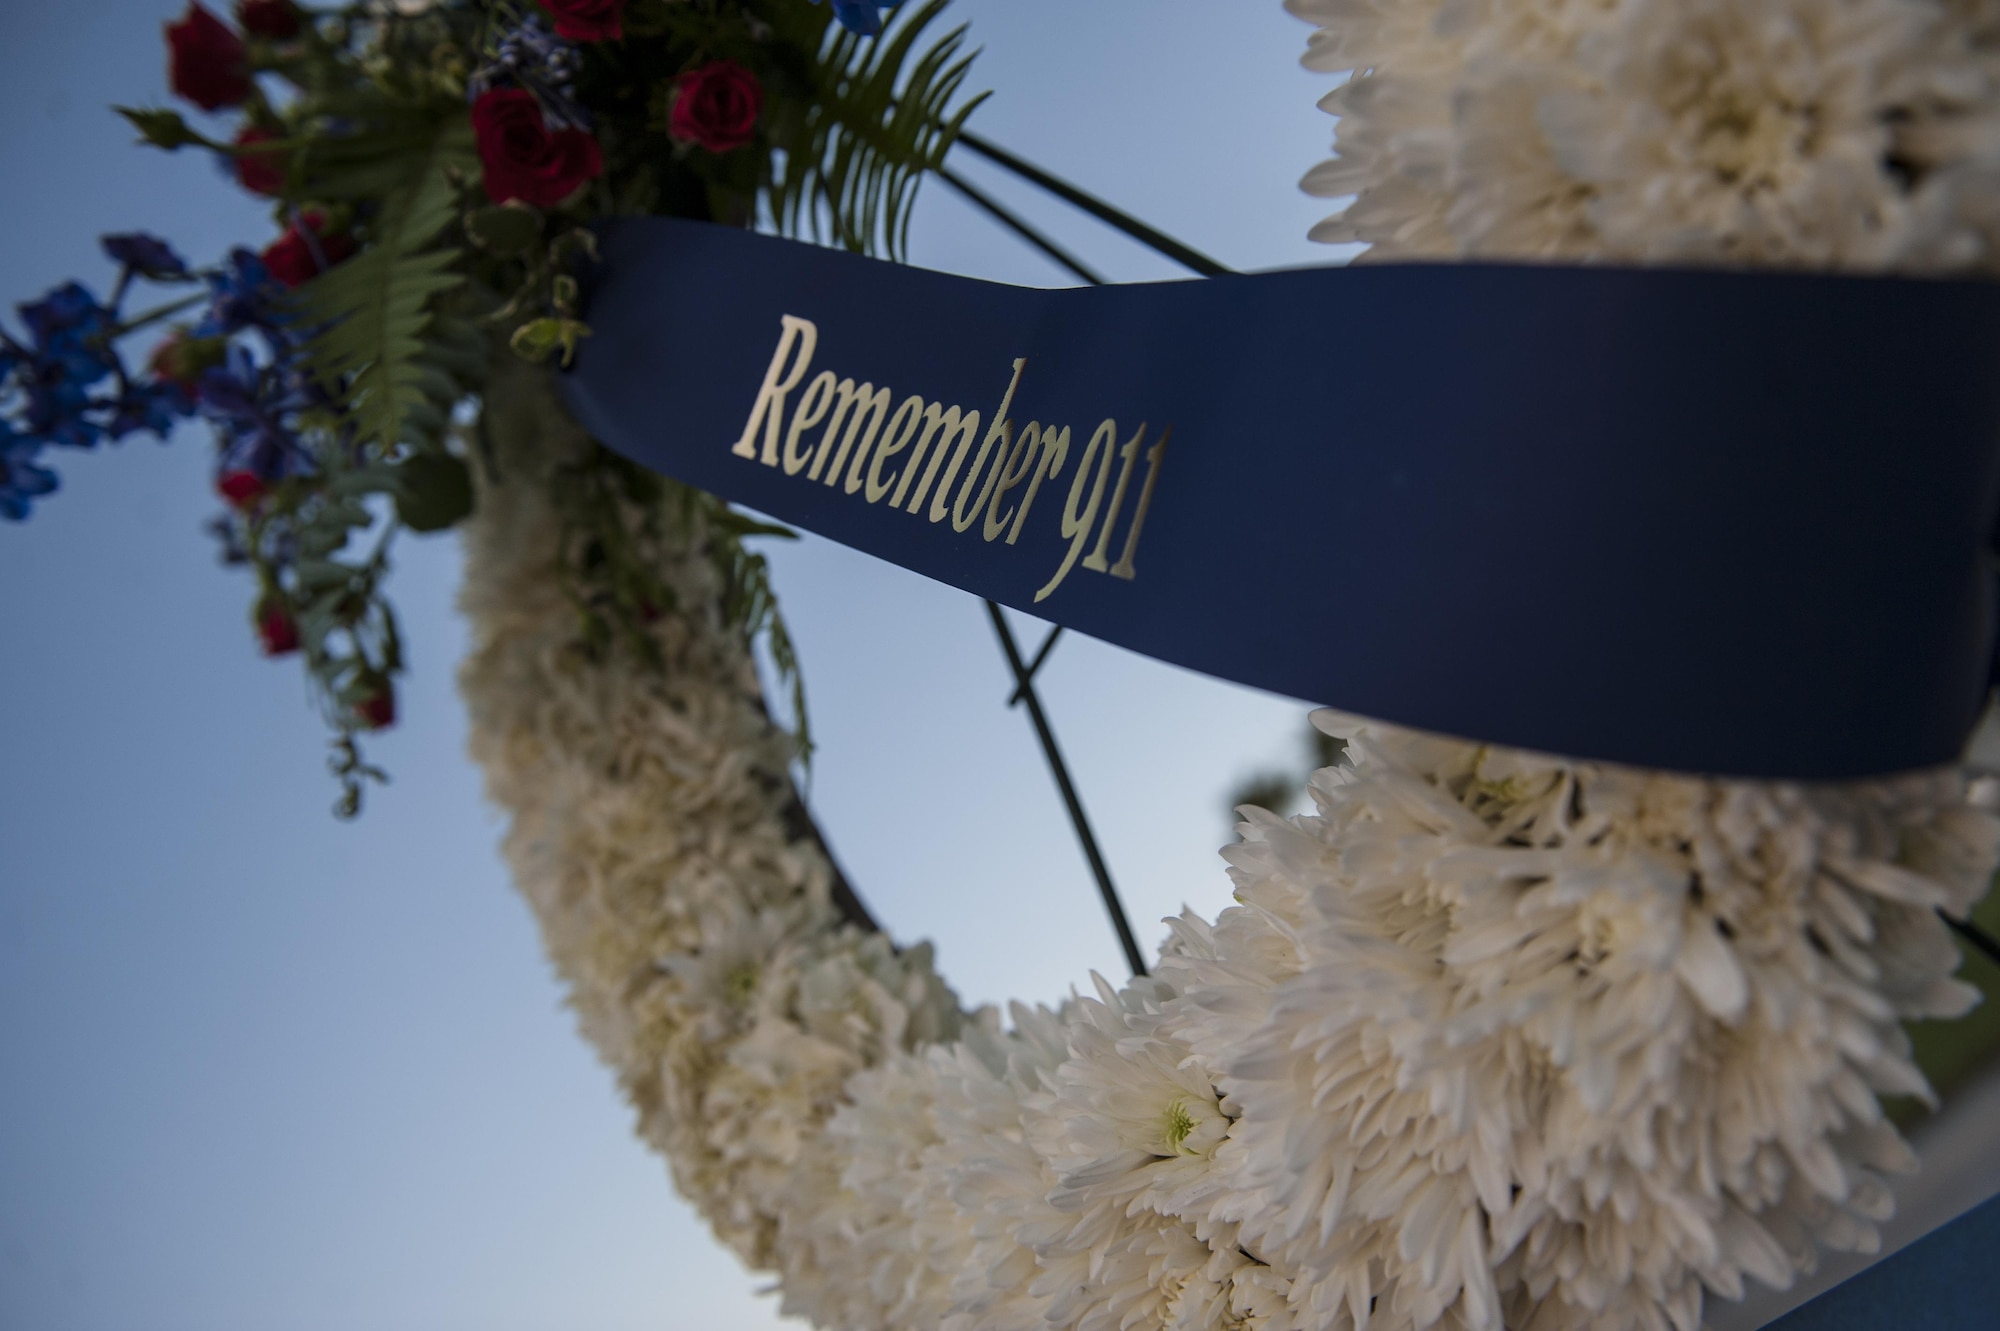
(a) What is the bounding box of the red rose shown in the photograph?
[236,0,302,40]
[536,0,626,42]
[166,3,252,112]
[471,89,604,209]
[256,598,300,656]
[668,60,762,154]
[233,125,286,196]
[261,210,356,288]
[354,680,396,731]
[217,468,268,508]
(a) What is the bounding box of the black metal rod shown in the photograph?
[1008,626,1064,707]
[986,599,1148,977]
[1946,912,2000,969]
[937,166,1106,286]
[956,131,1233,278]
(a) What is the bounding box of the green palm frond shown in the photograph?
[765,0,987,259]
[294,105,478,455]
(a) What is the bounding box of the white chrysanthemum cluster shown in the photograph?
[458,364,1996,1327]
[1171,717,1998,1329]
[1291,0,2000,267]
[457,359,964,1272]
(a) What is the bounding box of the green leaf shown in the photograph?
[764,0,988,260]
[464,202,544,258]
[115,105,213,152]
[709,509,800,541]
[392,453,474,533]
[294,108,479,454]
[508,316,591,367]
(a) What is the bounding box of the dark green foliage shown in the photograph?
[293,101,479,458]
[115,105,215,152]
[762,0,987,259]
[393,452,475,532]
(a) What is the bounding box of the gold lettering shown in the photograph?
[781,371,839,476]
[951,359,1029,533]
[894,403,981,517]
[731,314,818,465]
[865,395,928,504]
[1009,425,1068,545]
[1084,421,1145,573]
[1034,419,1116,603]
[1110,427,1168,580]
[813,382,892,487]
[983,422,1041,542]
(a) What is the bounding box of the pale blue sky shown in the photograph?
[0,3,1339,1327]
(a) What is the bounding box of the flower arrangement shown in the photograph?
[10,3,2000,1330]
[2,0,981,812]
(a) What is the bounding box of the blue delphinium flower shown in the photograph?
[199,346,316,494]
[110,380,196,441]
[12,282,119,448]
[197,248,288,339]
[0,424,59,520]
[819,0,902,37]
[101,232,191,281]
[469,12,591,130]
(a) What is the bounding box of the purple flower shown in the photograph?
[0,425,59,520]
[101,232,191,281]
[818,0,902,36]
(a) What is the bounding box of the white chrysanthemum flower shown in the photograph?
[1180,710,1996,1330]
[1293,0,2000,269]
[1043,974,1233,1216]
[1531,0,1944,264]
[655,900,821,1039]
[1012,970,1304,1331]
[929,1005,1072,1331]
[774,1049,958,1331]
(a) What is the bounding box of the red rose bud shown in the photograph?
[232,125,286,197]
[236,0,303,40]
[260,210,356,288]
[166,3,252,112]
[256,598,300,656]
[668,60,763,154]
[536,0,627,42]
[147,332,214,389]
[354,682,396,732]
[471,89,604,210]
[217,468,268,508]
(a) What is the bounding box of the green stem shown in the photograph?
[113,293,207,339]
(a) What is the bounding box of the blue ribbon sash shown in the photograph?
[1762,1191,2000,1330]
[561,217,2000,779]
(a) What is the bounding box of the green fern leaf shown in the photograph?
[295,110,478,455]
[766,0,988,260]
